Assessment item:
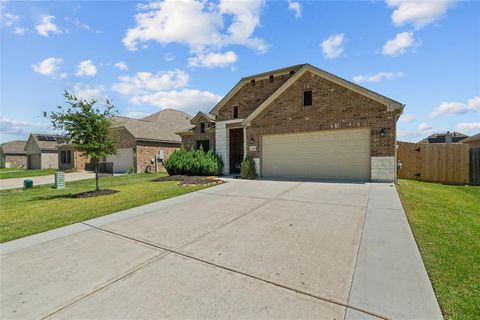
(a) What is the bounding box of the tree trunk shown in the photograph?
[95,161,100,191]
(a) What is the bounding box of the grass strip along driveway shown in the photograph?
[397,180,480,320]
[0,168,59,180]
[0,173,212,243]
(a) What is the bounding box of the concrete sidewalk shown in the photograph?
[0,171,95,190]
[0,179,443,319]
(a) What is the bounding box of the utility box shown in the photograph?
[55,172,65,189]
[23,179,33,189]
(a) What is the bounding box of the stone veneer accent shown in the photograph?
[215,122,229,175]
[371,156,396,182]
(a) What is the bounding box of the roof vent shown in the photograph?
[269,75,274,82]
[251,79,256,86]
[290,70,295,76]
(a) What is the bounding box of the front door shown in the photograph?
[229,128,244,174]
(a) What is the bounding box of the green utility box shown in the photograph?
[23,179,33,189]
[55,172,65,189]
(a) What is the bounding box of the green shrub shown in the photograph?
[164,147,223,176]
[127,165,136,174]
[240,155,257,179]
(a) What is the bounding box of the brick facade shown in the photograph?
[244,71,396,159]
[180,117,216,151]
[217,70,301,122]
[3,155,27,168]
[135,140,179,173]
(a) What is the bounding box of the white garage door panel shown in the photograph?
[262,128,370,181]
[106,148,133,173]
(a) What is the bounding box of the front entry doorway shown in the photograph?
[229,128,244,174]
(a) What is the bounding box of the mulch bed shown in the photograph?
[75,189,120,198]
[152,175,223,186]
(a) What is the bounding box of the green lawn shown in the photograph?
[0,173,212,243]
[0,168,58,180]
[397,180,480,320]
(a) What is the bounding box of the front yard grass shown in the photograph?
[0,173,211,243]
[397,180,480,320]
[0,168,58,180]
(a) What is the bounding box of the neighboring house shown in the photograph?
[461,133,480,148]
[0,140,27,168]
[419,131,468,144]
[108,109,192,173]
[25,134,65,169]
[178,63,404,182]
[176,111,216,151]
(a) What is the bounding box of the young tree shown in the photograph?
[50,91,117,191]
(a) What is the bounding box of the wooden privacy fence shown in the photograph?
[470,147,480,185]
[397,141,471,185]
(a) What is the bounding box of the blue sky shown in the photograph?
[1,0,479,143]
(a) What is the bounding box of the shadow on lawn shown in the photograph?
[31,189,119,201]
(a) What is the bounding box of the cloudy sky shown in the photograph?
[1,0,479,143]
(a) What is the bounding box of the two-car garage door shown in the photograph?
[262,128,371,181]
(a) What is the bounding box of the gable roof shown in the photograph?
[461,133,480,144]
[210,64,305,115]
[29,133,65,151]
[141,108,192,123]
[244,64,404,126]
[0,140,27,154]
[191,111,215,124]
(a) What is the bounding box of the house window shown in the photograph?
[233,106,239,119]
[303,90,312,106]
[269,75,274,82]
[196,140,210,150]
[200,122,205,133]
[60,150,72,164]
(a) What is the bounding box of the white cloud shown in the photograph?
[13,27,27,35]
[36,15,62,37]
[75,60,97,77]
[288,0,301,18]
[130,89,222,113]
[164,52,175,62]
[429,96,480,117]
[32,57,63,76]
[399,113,416,123]
[188,50,237,68]
[72,18,101,33]
[114,61,128,71]
[455,122,480,133]
[123,111,149,119]
[320,33,345,59]
[72,83,106,101]
[418,122,432,131]
[386,0,456,29]
[0,117,46,135]
[3,12,19,26]
[353,71,403,83]
[122,0,266,66]
[382,31,418,56]
[112,70,189,96]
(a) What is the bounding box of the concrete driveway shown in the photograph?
[0,171,95,190]
[0,179,442,319]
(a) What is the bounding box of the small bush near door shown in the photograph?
[240,155,257,179]
[164,147,223,176]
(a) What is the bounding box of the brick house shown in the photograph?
[0,140,27,168]
[178,64,404,182]
[57,144,93,171]
[107,109,192,173]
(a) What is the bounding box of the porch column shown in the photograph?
[215,122,229,175]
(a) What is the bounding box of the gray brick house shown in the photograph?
[178,64,404,182]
